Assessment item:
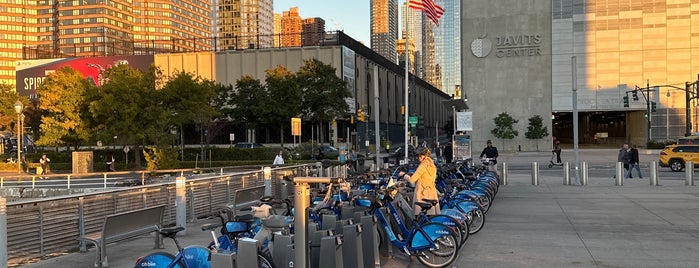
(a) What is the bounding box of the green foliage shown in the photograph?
[0,83,24,133]
[36,67,95,149]
[161,70,220,130]
[89,64,167,168]
[491,113,519,148]
[525,115,549,150]
[297,59,351,124]
[143,146,180,171]
[262,66,302,145]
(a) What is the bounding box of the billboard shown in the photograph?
[15,55,154,99]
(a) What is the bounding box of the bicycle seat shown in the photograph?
[414,201,434,211]
[159,226,185,238]
[233,214,256,221]
[262,215,289,229]
[421,198,439,205]
[259,196,274,203]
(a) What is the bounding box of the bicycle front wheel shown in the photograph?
[258,250,276,268]
[134,252,185,268]
[415,222,459,268]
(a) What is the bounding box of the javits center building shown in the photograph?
[463,0,699,150]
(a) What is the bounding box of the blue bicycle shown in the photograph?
[354,185,460,268]
[133,227,211,268]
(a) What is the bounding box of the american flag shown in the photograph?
[408,0,445,26]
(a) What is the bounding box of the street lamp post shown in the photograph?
[13,101,24,174]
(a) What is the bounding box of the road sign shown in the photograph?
[409,116,418,126]
[291,117,301,136]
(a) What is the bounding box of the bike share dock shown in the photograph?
[18,170,699,268]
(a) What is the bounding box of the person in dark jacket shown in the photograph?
[479,140,499,164]
[443,143,453,163]
[625,145,642,179]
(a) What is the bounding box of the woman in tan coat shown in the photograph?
[398,147,440,217]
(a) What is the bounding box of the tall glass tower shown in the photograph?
[434,0,461,95]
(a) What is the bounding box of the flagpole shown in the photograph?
[404,0,410,163]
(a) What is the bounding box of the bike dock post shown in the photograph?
[358,213,380,268]
[294,177,343,268]
[272,232,295,268]
[581,161,588,185]
[616,162,624,186]
[501,163,508,185]
[685,162,694,186]
[531,162,539,185]
[563,162,570,185]
[237,238,259,268]
[650,161,659,186]
[342,219,364,268]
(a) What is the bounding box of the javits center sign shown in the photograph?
[15,55,154,99]
[470,34,543,58]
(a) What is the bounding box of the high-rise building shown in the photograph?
[434,0,461,95]
[217,0,273,50]
[2,0,213,87]
[371,0,399,63]
[281,7,303,47]
[397,38,417,73]
[274,13,282,47]
[302,18,326,46]
[422,20,439,87]
[401,2,423,75]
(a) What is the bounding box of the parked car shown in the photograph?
[659,144,699,172]
[316,145,340,159]
[3,136,37,157]
[233,142,265,149]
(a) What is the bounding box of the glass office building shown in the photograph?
[435,0,461,96]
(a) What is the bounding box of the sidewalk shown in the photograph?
[18,172,699,268]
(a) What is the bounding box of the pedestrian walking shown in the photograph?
[616,144,630,178]
[106,154,115,172]
[443,143,453,163]
[39,154,50,178]
[348,149,357,172]
[273,150,284,167]
[625,145,643,179]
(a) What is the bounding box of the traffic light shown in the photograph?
[632,91,639,101]
[357,109,365,122]
[651,101,657,112]
[350,115,354,124]
[623,95,629,107]
[401,105,405,115]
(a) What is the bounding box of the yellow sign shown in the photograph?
[291,117,301,136]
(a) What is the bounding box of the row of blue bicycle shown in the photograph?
[131,157,500,268]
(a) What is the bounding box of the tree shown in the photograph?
[89,64,167,168]
[491,112,519,150]
[0,84,24,133]
[223,76,266,141]
[35,67,95,149]
[161,71,221,157]
[524,115,549,151]
[296,59,351,143]
[262,65,302,146]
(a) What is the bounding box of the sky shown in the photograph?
[273,0,370,45]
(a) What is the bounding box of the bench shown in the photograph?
[78,205,165,267]
[219,185,266,220]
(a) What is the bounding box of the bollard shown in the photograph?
[615,162,624,186]
[263,167,272,196]
[686,161,695,186]
[650,161,659,186]
[103,173,108,189]
[531,162,539,185]
[563,162,570,185]
[1,197,7,268]
[502,163,508,185]
[175,175,187,236]
[581,161,588,185]
[295,177,343,268]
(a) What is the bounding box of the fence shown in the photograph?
[1,164,317,267]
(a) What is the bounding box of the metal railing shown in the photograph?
[1,164,319,267]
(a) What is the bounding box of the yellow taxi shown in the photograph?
[659,144,699,172]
